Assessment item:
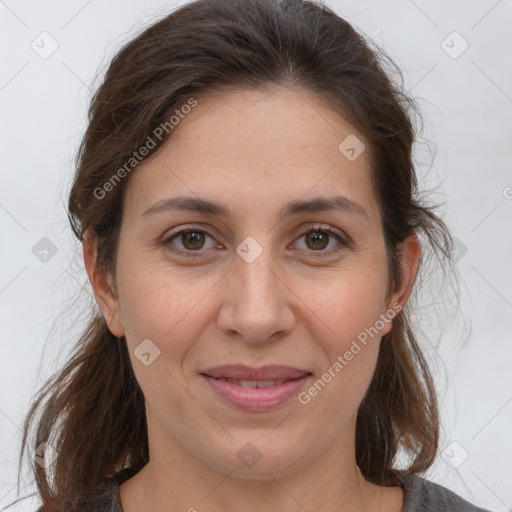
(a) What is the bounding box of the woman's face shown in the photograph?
[88,86,417,478]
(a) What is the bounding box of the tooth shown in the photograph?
[220,379,289,388]
[258,380,276,388]
[239,380,258,388]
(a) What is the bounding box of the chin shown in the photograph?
[200,441,310,480]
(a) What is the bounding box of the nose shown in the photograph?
[216,251,296,344]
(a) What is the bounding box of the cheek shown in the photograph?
[293,264,388,412]
[297,297,382,433]
[116,257,218,366]
[115,265,219,419]
[297,262,389,350]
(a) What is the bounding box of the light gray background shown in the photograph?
[1,0,511,510]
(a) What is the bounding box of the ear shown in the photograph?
[83,229,125,337]
[381,233,421,336]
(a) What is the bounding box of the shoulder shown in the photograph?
[402,473,492,512]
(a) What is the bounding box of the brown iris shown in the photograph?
[181,231,206,250]
[305,230,329,250]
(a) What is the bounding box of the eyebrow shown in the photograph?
[142,195,369,222]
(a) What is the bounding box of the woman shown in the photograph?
[13,0,491,510]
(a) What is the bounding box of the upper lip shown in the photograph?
[201,364,311,381]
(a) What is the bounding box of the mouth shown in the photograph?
[199,365,313,411]
[204,376,307,388]
[201,364,311,382]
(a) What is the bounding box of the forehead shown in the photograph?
[165,85,365,162]
[123,86,377,222]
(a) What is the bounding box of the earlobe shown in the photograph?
[83,229,125,337]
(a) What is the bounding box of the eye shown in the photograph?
[163,225,220,257]
[292,224,347,256]
[163,223,348,258]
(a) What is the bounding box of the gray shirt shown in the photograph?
[36,467,492,511]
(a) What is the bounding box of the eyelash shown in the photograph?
[162,223,349,259]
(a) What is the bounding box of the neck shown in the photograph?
[121,427,386,512]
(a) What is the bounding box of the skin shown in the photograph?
[84,86,420,512]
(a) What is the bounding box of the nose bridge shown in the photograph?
[234,239,281,313]
[239,251,277,302]
[217,235,295,343]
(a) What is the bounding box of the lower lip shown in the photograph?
[202,374,312,412]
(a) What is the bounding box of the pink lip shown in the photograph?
[201,373,312,412]
[201,364,309,381]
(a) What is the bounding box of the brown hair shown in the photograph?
[10,0,455,509]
